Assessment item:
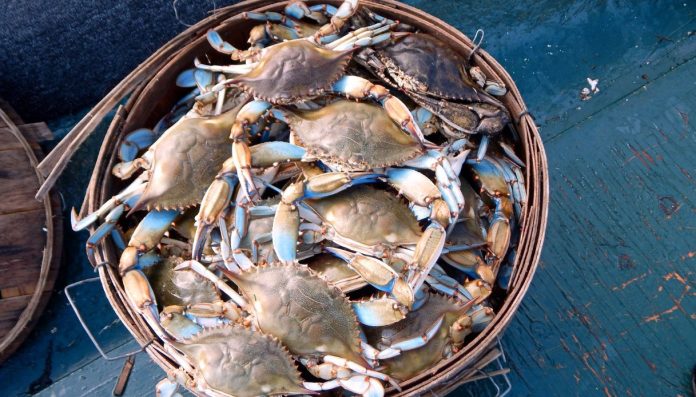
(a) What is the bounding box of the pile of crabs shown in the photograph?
[74,1,526,396]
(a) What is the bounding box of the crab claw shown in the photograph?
[122,269,173,342]
[352,295,407,326]
[206,29,239,55]
[192,175,237,260]
[326,247,413,307]
[272,200,301,264]
[332,75,426,145]
[313,0,359,41]
[407,221,446,293]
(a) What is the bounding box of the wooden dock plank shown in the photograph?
[501,50,696,397]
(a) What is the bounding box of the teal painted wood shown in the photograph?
[1,1,694,396]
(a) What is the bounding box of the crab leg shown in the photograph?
[205,30,263,62]
[176,260,249,308]
[304,375,385,397]
[361,315,444,361]
[71,174,147,231]
[331,75,426,144]
[470,306,496,333]
[325,21,395,50]
[477,196,512,284]
[500,141,525,168]
[118,209,180,342]
[426,266,492,305]
[193,141,307,257]
[193,58,255,76]
[403,150,466,226]
[405,221,446,294]
[313,0,358,42]
[326,247,414,307]
[323,356,400,388]
[286,1,337,24]
[85,204,124,264]
[193,175,237,260]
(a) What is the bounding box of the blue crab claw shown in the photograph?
[85,204,125,264]
[388,315,443,353]
[206,30,239,55]
[272,172,384,264]
[476,135,490,162]
[193,69,214,92]
[313,0,359,41]
[272,201,301,264]
[326,247,414,307]
[118,128,156,162]
[192,175,237,260]
[175,68,197,88]
[122,269,172,341]
[352,296,407,326]
[303,172,383,199]
[407,221,446,293]
[331,75,425,144]
[244,11,286,23]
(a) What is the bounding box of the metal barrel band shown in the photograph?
[65,275,145,361]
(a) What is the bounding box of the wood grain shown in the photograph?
[0,106,62,364]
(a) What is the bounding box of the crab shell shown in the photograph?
[143,255,219,308]
[225,262,368,367]
[363,293,472,381]
[133,95,248,212]
[357,33,510,136]
[303,253,365,293]
[175,325,307,397]
[286,100,424,170]
[234,40,353,104]
[305,185,422,248]
[375,33,486,102]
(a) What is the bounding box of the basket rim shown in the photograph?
[82,1,549,395]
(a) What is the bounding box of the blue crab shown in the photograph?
[355,32,511,155]
[195,0,403,105]
[157,322,309,397]
[362,292,494,381]
[178,260,400,396]
[71,92,251,340]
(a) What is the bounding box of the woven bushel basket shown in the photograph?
[78,0,549,395]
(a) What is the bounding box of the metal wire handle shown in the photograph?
[64,276,144,361]
[459,337,513,397]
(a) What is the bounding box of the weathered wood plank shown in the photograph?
[34,340,195,397]
[0,210,46,290]
[0,149,44,214]
[501,50,696,397]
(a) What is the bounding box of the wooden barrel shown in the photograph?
[0,100,63,363]
[76,0,549,394]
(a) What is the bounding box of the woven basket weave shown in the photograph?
[65,1,549,394]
